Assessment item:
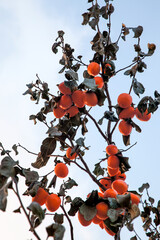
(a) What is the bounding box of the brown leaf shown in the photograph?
[41,137,57,159]
[128,204,140,221]
[31,152,49,169]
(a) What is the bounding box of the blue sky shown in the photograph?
[0,0,160,239]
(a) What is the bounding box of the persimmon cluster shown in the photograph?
[53,61,107,119]
[77,144,141,236]
[117,93,151,137]
[32,188,61,212]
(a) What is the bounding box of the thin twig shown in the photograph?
[115,61,136,75]
[61,205,74,240]
[119,142,137,153]
[85,111,109,144]
[110,120,119,137]
[13,179,41,240]
[133,229,142,240]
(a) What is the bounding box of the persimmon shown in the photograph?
[103,188,117,199]
[54,162,69,178]
[94,76,104,88]
[53,105,66,118]
[117,93,132,108]
[32,187,49,206]
[78,211,92,226]
[92,215,102,224]
[67,106,79,117]
[99,177,112,192]
[71,90,85,108]
[106,144,118,155]
[107,166,119,177]
[98,192,104,198]
[84,91,98,107]
[87,62,100,76]
[118,120,132,136]
[45,193,61,212]
[59,95,72,109]
[66,147,77,160]
[112,179,128,194]
[115,171,126,181]
[119,106,135,119]
[96,202,108,220]
[135,108,151,121]
[99,221,104,229]
[107,155,120,169]
[130,193,140,205]
[58,81,71,95]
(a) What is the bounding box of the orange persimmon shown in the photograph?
[118,120,132,136]
[117,93,132,109]
[32,187,49,206]
[87,62,100,76]
[54,163,69,178]
[45,193,61,212]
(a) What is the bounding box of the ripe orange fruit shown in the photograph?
[107,166,119,177]
[112,179,128,194]
[78,211,92,226]
[106,144,118,155]
[94,76,104,88]
[45,193,61,212]
[32,187,49,206]
[54,163,69,178]
[87,62,100,76]
[119,106,135,119]
[53,105,66,118]
[103,188,117,199]
[99,221,104,229]
[96,202,108,220]
[98,192,104,198]
[92,215,102,224]
[99,177,112,193]
[66,147,77,160]
[59,95,72,110]
[84,91,98,107]
[107,155,120,169]
[118,120,132,136]
[67,106,79,117]
[135,108,151,121]
[117,93,132,108]
[130,193,140,205]
[58,82,71,95]
[71,90,85,108]
[115,171,126,181]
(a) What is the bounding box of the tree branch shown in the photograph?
[61,205,74,240]
[12,179,41,240]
